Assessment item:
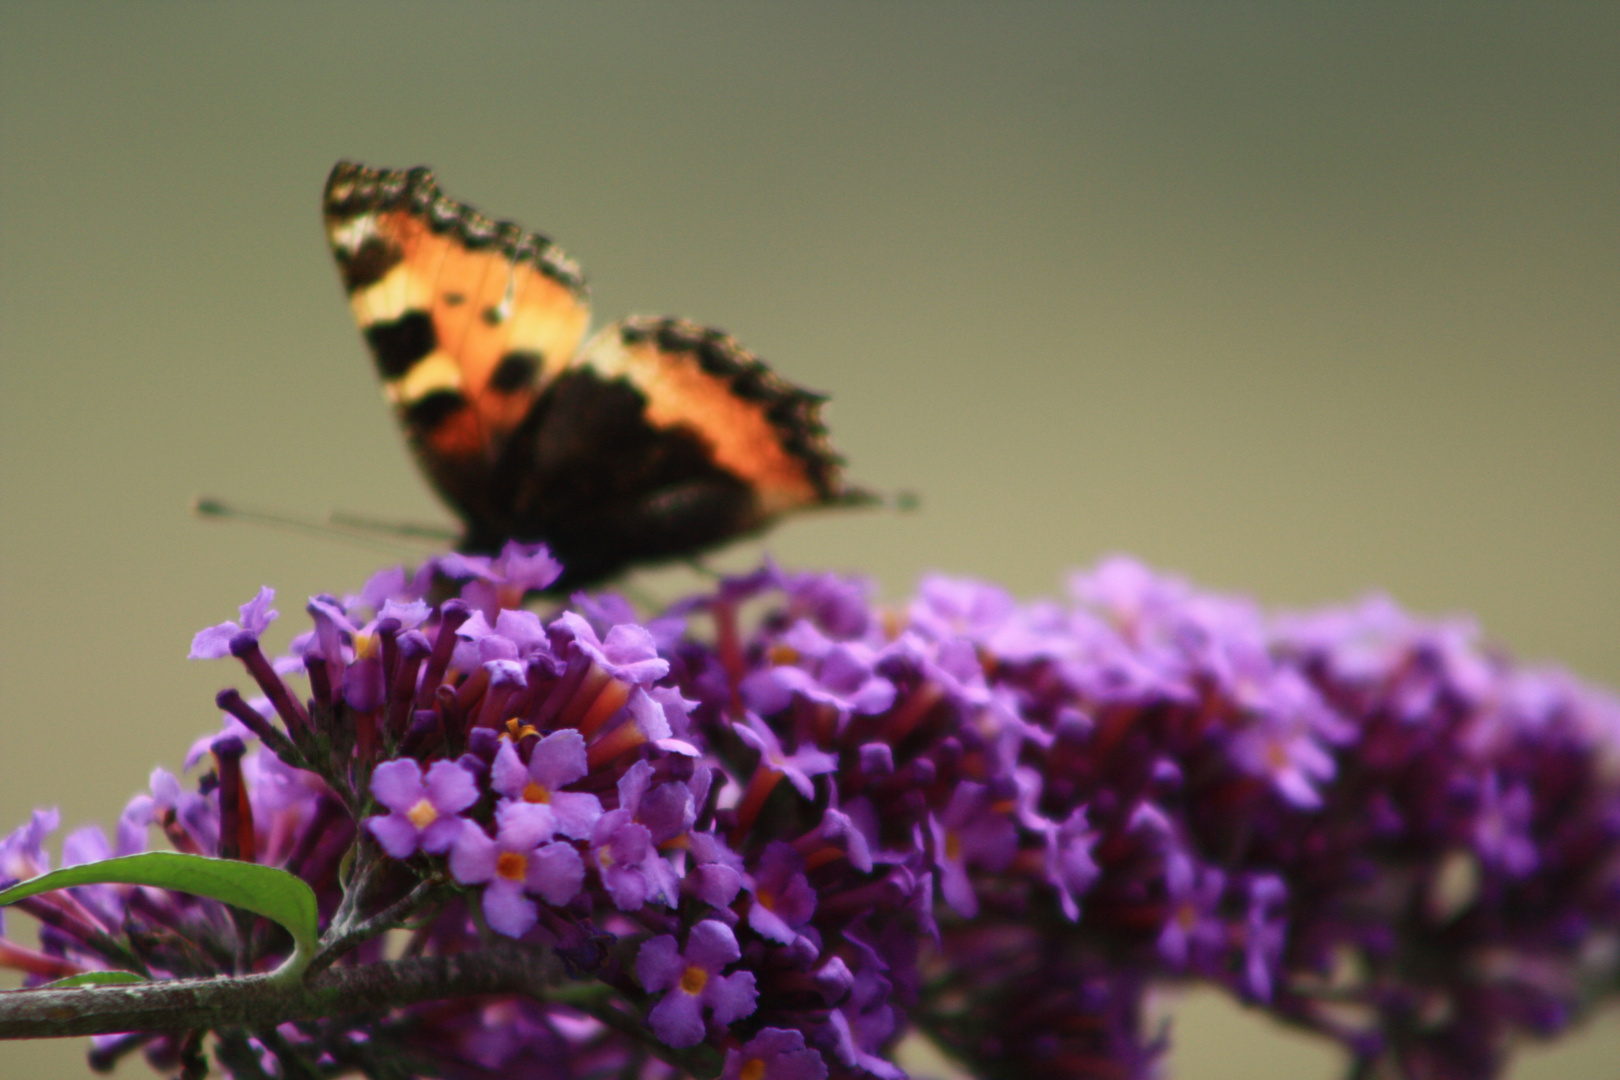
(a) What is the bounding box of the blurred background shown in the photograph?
[1,4,1615,1076]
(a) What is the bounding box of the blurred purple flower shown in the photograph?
[635,920,758,1048]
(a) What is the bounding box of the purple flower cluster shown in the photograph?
[5,547,1620,1079]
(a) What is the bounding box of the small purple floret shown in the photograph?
[188,586,278,659]
[636,920,758,1048]
[722,1027,828,1080]
[366,759,478,858]
[450,803,584,938]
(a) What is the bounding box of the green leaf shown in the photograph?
[35,970,147,989]
[0,852,319,985]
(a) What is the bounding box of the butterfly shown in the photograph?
[322,161,870,590]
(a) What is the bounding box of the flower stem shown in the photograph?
[0,946,561,1039]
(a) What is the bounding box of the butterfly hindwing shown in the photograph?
[323,161,868,588]
[474,317,851,582]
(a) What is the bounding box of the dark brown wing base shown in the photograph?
[466,368,763,589]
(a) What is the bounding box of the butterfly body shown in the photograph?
[323,162,867,588]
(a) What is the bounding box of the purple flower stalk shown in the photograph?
[5,548,1620,1080]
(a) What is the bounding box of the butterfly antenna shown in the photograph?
[829,486,919,513]
[325,511,461,543]
[192,497,452,553]
[885,489,921,513]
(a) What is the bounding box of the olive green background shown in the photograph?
[1,3,1615,1077]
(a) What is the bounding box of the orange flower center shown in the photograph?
[523,781,552,804]
[1266,738,1291,771]
[405,798,439,831]
[497,851,528,882]
[680,965,708,996]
